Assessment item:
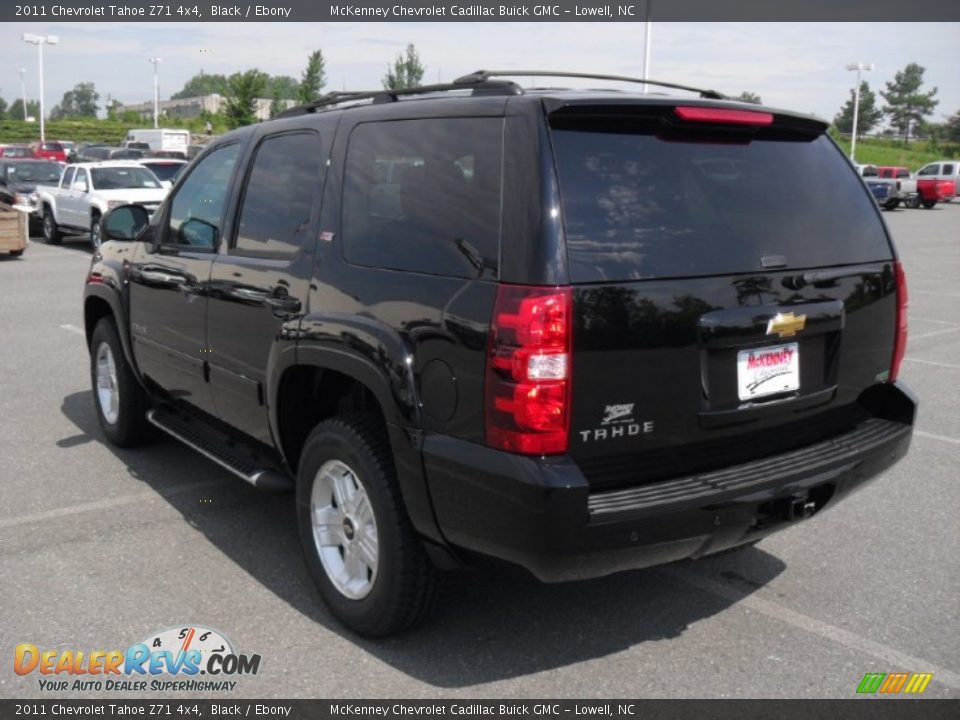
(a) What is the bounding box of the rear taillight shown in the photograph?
[485,285,572,455]
[674,106,774,126]
[890,261,908,383]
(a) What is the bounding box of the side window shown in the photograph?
[72,169,89,192]
[918,164,938,176]
[61,167,76,189]
[342,118,503,278]
[943,164,955,175]
[896,170,909,179]
[165,144,240,250]
[233,132,323,258]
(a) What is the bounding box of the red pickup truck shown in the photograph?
[877,166,956,208]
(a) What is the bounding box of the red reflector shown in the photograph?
[485,285,572,455]
[674,106,774,126]
[890,261,908,383]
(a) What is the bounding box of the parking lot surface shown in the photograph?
[1,205,958,699]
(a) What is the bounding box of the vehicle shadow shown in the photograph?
[60,390,786,689]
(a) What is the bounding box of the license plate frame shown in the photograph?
[737,342,800,401]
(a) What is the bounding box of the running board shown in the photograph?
[146,408,292,492]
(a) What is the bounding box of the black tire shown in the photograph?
[297,414,439,637]
[42,207,62,245]
[90,213,102,250]
[89,318,151,447]
[883,198,899,211]
[921,199,937,209]
[905,195,921,209]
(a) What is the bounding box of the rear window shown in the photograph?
[42,142,63,151]
[550,122,893,283]
[143,163,183,181]
[342,118,502,279]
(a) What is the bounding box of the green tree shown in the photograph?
[833,81,882,139]
[945,110,960,142]
[172,73,230,99]
[735,91,762,104]
[9,98,40,119]
[50,82,99,119]
[223,69,268,128]
[880,63,939,141]
[105,98,122,120]
[382,43,426,90]
[298,50,327,103]
[269,89,286,118]
[0,96,7,120]
[267,75,299,100]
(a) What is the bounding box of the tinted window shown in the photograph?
[7,162,62,184]
[918,164,938,176]
[42,142,63,151]
[342,118,502,278]
[943,164,955,175]
[234,133,323,258]
[60,167,76,189]
[142,163,184,182]
[166,144,240,249]
[896,170,909,178]
[551,124,892,282]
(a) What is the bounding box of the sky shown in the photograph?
[0,22,957,126]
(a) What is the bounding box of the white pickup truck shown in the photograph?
[36,161,168,248]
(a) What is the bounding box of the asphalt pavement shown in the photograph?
[1,204,958,700]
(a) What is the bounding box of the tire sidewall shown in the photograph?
[296,423,403,632]
[89,320,140,445]
[43,210,57,243]
[90,216,102,249]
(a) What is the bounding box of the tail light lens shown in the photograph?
[890,261,908,383]
[485,285,572,455]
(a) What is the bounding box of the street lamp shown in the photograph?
[846,62,874,163]
[21,33,59,143]
[149,57,163,129]
[19,68,27,120]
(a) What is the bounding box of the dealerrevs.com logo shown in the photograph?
[14,625,261,693]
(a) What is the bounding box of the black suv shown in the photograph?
[83,71,916,637]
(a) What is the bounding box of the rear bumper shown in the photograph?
[423,383,916,582]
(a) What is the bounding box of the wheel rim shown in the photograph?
[91,221,101,248]
[310,459,379,600]
[94,341,120,425]
[43,214,52,239]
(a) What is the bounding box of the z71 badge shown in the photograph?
[579,403,654,443]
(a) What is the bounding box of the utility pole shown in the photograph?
[149,57,163,129]
[846,62,874,162]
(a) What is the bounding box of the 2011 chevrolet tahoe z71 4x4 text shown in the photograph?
[83,71,916,637]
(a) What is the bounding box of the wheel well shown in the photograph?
[276,366,384,471]
[84,297,113,347]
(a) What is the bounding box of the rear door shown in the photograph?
[549,104,898,491]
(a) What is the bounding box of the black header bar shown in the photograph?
[4,0,960,22]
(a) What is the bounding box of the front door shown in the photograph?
[129,143,243,417]
[206,130,328,444]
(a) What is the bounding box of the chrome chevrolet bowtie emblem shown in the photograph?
[766,312,806,338]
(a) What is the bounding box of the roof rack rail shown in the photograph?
[454,70,727,100]
[277,78,523,118]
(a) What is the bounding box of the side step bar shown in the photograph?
[147,408,292,492]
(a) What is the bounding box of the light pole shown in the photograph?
[641,1,653,93]
[19,68,27,120]
[21,33,59,143]
[846,62,874,163]
[149,57,163,129]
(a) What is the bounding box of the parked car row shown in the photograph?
[855,160,958,210]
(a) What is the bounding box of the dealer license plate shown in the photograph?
[737,343,800,401]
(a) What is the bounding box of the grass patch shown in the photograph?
[833,137,958,170]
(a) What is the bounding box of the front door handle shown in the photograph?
[264,294,301,313]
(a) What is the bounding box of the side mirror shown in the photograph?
[102,204,149,242]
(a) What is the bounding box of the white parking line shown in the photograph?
[910,317,958,326]
[910,327,960,341]
[915,430,960,446]
[0,479,226,530]
[905,358,960,370]
[663,565,960,690]
[59,324,85,336]
[912,289,960,299]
